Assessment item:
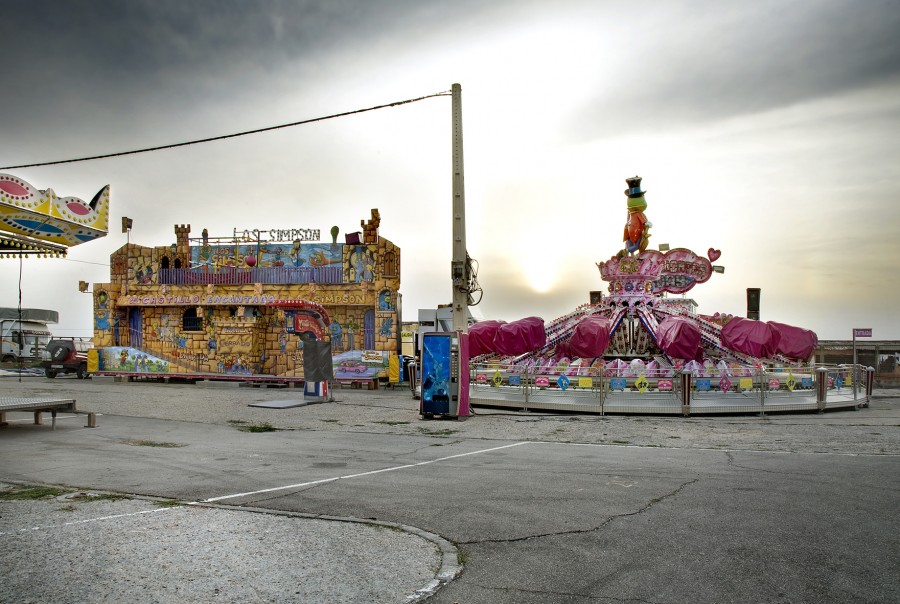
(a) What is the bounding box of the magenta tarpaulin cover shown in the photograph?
[494,316,547,356]
[568,316,611,359]
[656,315,702,360]
[768,321,818,360]
[554,340,571,359]
[468,320,505,356]
[720,317,780,358]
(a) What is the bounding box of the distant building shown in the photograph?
[815,340,900,386]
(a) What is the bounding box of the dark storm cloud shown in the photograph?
[0,0,496,161]
[4,0,411,77]
[0,0,480,130]
[567,0,900,139]
[2,0,501,89]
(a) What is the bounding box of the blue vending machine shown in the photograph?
[420,331,469,419]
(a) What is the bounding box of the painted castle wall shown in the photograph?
[90,211,400,377]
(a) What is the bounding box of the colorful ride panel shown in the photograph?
[0,173,109,253]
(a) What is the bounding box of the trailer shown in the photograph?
[0,308,58,363]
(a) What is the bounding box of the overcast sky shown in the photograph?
[2,0,899,340]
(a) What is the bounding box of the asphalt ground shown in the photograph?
[1,375,898,603]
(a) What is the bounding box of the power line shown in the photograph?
[63,258,111,267]
[1,90,451,170]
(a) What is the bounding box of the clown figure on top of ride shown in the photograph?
[619,175,652,258]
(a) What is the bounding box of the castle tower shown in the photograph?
[361,209,380,244]
[174,224,191,266]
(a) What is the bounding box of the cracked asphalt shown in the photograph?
[1,376,898,603]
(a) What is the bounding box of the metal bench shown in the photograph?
[0,397,97,429]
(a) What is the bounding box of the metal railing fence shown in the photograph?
[468,361,874,415]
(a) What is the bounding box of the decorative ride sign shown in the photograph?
[233,227,321,243]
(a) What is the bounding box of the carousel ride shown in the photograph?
[0,172,109,257]
[465,176,842,414]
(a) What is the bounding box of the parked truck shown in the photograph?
[0,308,58,363]
[42,337,93,378]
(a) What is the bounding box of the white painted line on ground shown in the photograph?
[199,441,530,503]
[0,506,173,536]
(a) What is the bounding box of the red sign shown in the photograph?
[853,328,872,337]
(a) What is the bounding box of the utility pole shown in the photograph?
[450,83,468,332]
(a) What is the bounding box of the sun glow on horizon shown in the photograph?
[517,228,559,293]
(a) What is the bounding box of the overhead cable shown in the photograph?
[1,90,452,170]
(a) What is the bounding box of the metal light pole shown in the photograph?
[450,83,468,332]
